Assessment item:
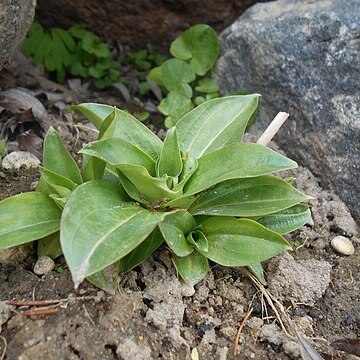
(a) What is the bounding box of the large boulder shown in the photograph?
[215,0,360,224]
[35,0,264,50]
[0,0,36,70]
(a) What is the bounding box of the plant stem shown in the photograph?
[257,112,289,146]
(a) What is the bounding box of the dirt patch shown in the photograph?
[0,157,359,359]
[0,167,39,201]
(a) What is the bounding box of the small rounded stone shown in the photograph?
[34,256,55,275]
[331,236,355,256]
[2,151,40,170]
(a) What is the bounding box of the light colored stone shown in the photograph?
[2,151,40,170]
[33,255,55,275]
[331,236,355,255]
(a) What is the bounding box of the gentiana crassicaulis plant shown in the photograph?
[0,95,312,293]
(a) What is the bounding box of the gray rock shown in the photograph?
[216,0,360,224]
[0,0,36,70]
[2,151,40,170]
[0,301,14,331]
[267,252,332,306]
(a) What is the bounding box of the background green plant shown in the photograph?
[126,44,167,96]
[0,139,5,164]
[148,24,220,127]
[22,22,120,88]
[0,95,311,293]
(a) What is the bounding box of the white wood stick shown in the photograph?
[257,112,289,146]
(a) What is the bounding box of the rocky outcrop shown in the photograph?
[215,0,360,224]
[35,0,264,50]
[0,0,36,70]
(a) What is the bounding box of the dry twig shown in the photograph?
[257,112,289,146]
[21,308,59,317]
[233,307,254,356]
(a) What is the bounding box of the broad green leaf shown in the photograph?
[61,181,165,286]
[48,184,71,199]
[49,189,71,209]
[195,78,219,94]
[170,24,219,76]
[165,194,197,210]
[40,167,77,191]
[156,127,183,178]
[160,59,196,92]
[99,107,116,138]
[248,263,267,285]
[37,231,62,259]
[87,264,120,295]
[199,217,291,266]
[189,176,310,217]
[117,164,179,203]
[172,251,209,286]
[258,204,312,234]
[159,210,195,257]
[184,143,298,195]
[80,138,155,175]
[172,157,198,192]
[176,95,259,158]
[72,104,162,160]
[116,170,150,206]
[43,127,83,185]
[81,154,106,182]
[158,91,194,126]
[35,177,52,195]
[117,228,164,273]
[186,230,208,253]
[148,66,164,86]
[0,192,61,249]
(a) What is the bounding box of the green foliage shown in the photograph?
[127,44,166,71]
[0,139,5,164]
[148,24,221,127]
[0,95,312,291]
[22,22,120,88]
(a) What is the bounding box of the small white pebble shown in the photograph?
[34,256,55,275]
[331,236,355,256]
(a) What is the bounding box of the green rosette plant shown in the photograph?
[0,95,312,292]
